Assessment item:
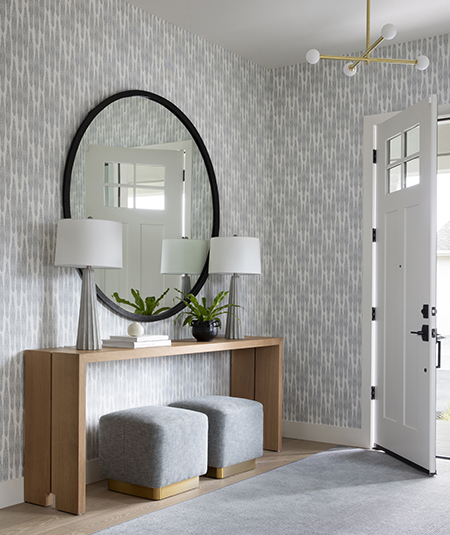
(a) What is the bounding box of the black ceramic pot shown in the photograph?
[191,320,220,342]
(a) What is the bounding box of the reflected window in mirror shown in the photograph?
[104,161,166,210]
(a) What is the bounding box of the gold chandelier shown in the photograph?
[306,0,429,76]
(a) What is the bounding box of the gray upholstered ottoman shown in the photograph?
[99,405,208,500]
[169,395,263,478]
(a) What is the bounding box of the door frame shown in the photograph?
[362,103,450,449]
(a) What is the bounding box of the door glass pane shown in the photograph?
[388,134,402,164]
[388,165,402,193]
[136,164,165,187]
[104,184,118,206]
[104,162,134,184]
[136,188,165,210]
[406,125,420,157]
[405,157,420,188]
[104,185,133,208]
[104,162,116,184]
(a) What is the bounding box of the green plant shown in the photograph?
[174,289,240,327]
[437,402,450,422]
[112,288,171,316]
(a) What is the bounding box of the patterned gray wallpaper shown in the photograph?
[0,0,268,478]
[1,0,450,483]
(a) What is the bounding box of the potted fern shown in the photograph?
[112,288,171,316]
[174,289,240,341]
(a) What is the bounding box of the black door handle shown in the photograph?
[410,324,429,342]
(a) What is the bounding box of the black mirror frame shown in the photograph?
[62,90,220,322]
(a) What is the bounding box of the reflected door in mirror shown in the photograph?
[86,145,187,310]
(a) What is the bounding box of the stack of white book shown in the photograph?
[102,334,172,348]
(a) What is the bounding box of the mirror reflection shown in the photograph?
[65,92,218,321]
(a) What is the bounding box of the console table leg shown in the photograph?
[230,348,255,399]
[24,351,53,506]
[255,344,283,452]
[231,344,283,452]
[52,353,86,515]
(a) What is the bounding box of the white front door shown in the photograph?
[374,96,438,473]
[85,145,185,307]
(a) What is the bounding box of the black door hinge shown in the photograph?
[373,149,377,164]
[371,386,376,400]
[372,228,377,242]
[372,307,376,321]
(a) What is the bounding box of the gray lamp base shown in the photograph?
[225,274,243,339]
[181,274,192,296]
[77,267,101,350]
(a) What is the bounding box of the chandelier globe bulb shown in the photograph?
[343,62,357,77]
[416,55,430,70]
[306,49,320,64]
[381,23,397,40]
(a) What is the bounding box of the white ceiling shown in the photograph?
[124,0,450,68]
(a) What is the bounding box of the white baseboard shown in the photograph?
[0,477,24,509]
[0,460,104,510]
[282,420,370,449]
[86,458,103,485]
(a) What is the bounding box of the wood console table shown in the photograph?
[24,336,283,515]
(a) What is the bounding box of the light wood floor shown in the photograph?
[0,439,335,535]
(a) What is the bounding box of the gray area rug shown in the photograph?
[94,447,450,534]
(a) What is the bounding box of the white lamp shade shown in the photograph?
[160,239,208,274]
[54,218,123,269]
[209,237,261,275]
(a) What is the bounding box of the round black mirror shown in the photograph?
[63,90,219,322]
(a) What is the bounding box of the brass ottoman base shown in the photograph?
[206,458,256,479]
[108,476,199,500]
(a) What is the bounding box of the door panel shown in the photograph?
[375,96,437,473]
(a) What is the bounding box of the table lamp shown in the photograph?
[209,236,261,339]
[161,238,208,295]
[54,218,123,350]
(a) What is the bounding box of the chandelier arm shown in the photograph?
[306,0,428,75]
[320,54,418,66]
[349,35,385,70]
